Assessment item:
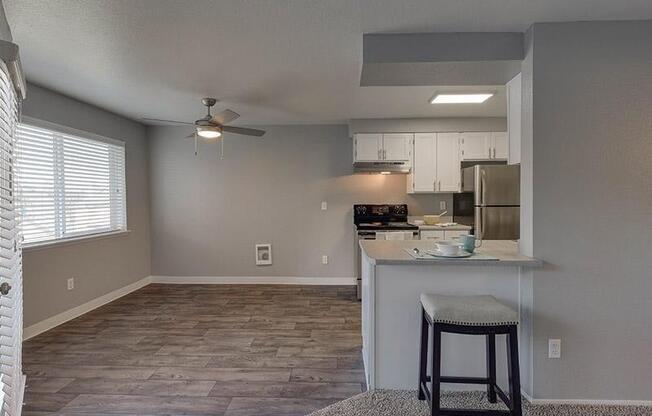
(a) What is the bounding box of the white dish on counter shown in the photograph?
[435,240,463,255]
[426,249,472,258]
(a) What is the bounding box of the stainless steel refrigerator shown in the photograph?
[461,164,520,240]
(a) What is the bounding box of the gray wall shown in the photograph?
[529,21,652,400]
[149,124,449,278]
[518,26,535,398]
[22,83,151,327]
[0,1,12,42]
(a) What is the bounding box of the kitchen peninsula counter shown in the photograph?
[359,240,541,267]
[359,239,540,391]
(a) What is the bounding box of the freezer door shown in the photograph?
[475,165,520,206]
[475,206,520,240]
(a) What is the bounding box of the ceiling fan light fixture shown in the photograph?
[196,126,222,139]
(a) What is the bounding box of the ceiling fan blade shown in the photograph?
[222,125,266,137]
[143,117,195,126]
[211,109,240,125]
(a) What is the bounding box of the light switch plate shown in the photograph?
[440,201,446,211]
[321,201,327,210]
[548,339,561,358]
[67,278,74,290]
[322,255,328,264]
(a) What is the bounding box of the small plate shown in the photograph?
[425,249,472,258]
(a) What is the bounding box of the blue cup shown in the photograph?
[458,234,479,253]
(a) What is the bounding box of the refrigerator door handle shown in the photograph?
[477,207,486,240]
[480,169,487,206]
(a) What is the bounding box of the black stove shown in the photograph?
[353,204,418,231]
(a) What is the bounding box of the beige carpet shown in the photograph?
[309,390,652,416]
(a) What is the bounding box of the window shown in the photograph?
[14,120,126,246]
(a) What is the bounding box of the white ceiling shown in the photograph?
[5,0,652,125]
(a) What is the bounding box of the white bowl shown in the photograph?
[435,240,462,256]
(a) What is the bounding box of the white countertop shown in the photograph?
[359,239,542,267]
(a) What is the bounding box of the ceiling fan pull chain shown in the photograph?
[221,137,224,160]
[194,134,198,156]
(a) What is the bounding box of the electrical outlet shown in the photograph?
[440,201,446,211]
[67,278,75,290]
[548,339,561,358]
[322,255,328,265]
[321,201,327,211]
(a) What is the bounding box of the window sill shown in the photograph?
[22,230,132,252]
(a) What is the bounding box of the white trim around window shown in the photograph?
[15,116,128,248]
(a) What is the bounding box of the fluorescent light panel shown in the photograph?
[430,93,493,104]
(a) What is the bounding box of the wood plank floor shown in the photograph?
[22,284,365,416]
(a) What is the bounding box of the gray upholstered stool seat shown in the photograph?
[420,294,519,326]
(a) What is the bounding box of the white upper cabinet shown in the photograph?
[460,132,491,160]
[354,133,411,162]
[507,73,522,165]
[436,132,461,192]
[383,133,411,161]
[460,131,508,161]
[408,132,460,193]
[491,132,508,160]
[412,133,437,192]
[354,133,383,161]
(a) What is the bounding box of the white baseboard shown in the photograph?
[149,275,356,285]
[527,398,652,406]
[23,275,152,340]
[522,389,652,406]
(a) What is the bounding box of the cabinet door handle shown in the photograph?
[378,149,381,159]
[493,148,496,159]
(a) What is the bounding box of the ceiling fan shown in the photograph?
[142,98,265,155]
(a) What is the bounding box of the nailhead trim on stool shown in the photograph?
[420,294,520,326]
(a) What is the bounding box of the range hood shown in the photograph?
[353,161,411,174]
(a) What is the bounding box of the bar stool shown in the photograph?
[417,294,522,416]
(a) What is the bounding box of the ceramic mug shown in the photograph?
[458,234,481,253]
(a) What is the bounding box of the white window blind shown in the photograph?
[0,59,23,416]
[14,122,126,246]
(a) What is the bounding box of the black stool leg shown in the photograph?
[430,323,442,416]
[507,326,522,416]
[418,308,428,400]
[486,334,497,403]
